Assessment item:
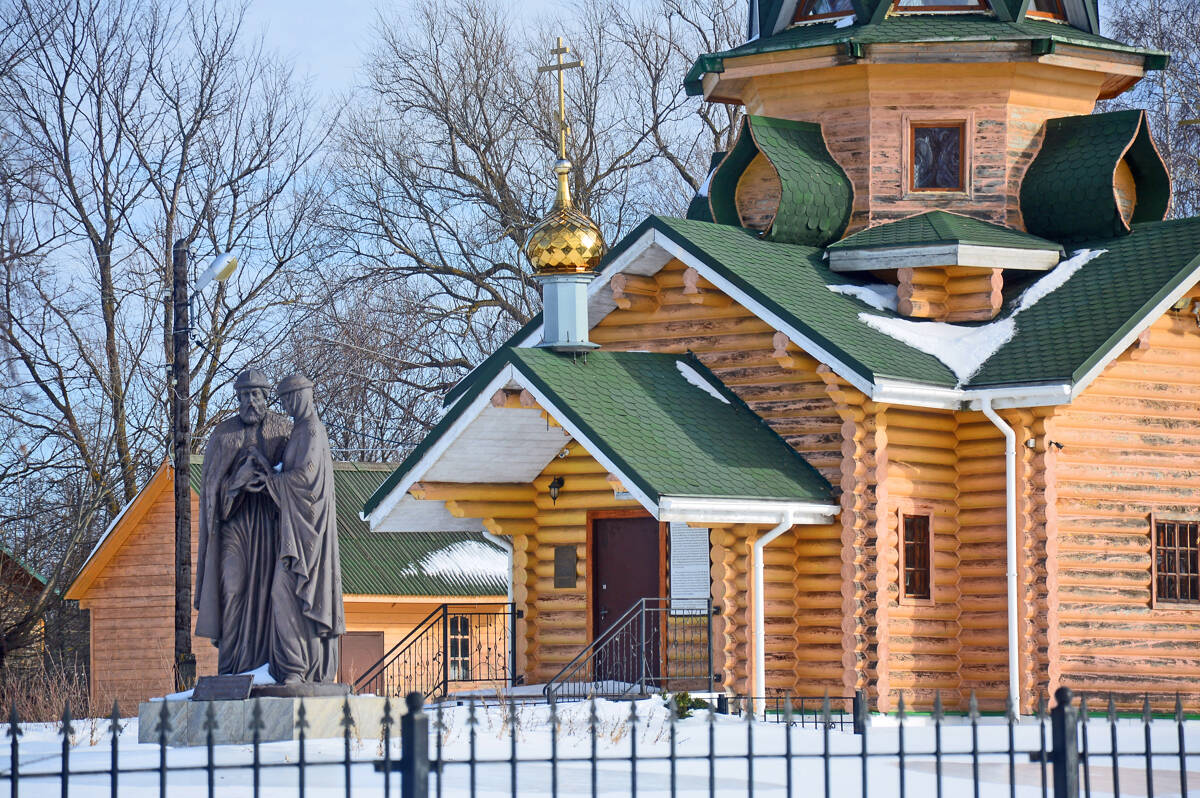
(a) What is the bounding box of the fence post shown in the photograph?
[440,607,449,700]
[1051,686,1080,798]
[401,691,429,798]
[853,689,867,735]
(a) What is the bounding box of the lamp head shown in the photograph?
[196,251,239,292]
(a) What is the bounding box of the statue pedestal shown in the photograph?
[137,693,395,746]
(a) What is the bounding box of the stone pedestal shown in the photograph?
[137,694,398,746]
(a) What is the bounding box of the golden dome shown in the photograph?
[524,160,607,275]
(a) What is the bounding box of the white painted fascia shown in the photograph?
[874,378,1073,411]
[365,365,523,529]
[657,496,838,526]
[828,243,1061,272]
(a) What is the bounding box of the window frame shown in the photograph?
[1025,0,1067,20]
[898,508,935,606]
[792,0,857,23]
[891,0,990,13]
[1151,513,1200,609]
[907,120,968,194]
[447,613,472,680]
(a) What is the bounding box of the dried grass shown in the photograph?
[0,654,91,722]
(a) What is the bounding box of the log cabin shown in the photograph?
[65,460,506,713]
[361,0,1200,715]
[0,545,49,673]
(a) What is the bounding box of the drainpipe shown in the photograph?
[753,512,795,705]
[981,399,1020,714]
[481,530,514,603]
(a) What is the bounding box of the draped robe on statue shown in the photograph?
[265,400,344,683]
[194,413,291,674]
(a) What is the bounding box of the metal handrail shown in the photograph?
[352,603,445,693]
[543,597,653,700]
[352,602,518,699]
[543,596,712,702]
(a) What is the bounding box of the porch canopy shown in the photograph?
[362,348,838,531]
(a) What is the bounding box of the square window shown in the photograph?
[901,513,932,602]
[911,124,965,191]
[793,0,855,22]
[1154,520,1200,604]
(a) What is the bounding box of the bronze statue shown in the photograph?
[263,374,345,684]
[194,369,291,674]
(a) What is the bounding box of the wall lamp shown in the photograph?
[549,476,565,504]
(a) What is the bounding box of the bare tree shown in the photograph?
[1102,0,1200,216]
[319,0,742,438]
[0,0,329,670]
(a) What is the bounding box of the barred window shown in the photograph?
[1155,520,1200,604]
[448,615,471,680]
[902,514,932,601]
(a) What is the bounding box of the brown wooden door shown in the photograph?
[592,514,661,685]
[339,631,385,686]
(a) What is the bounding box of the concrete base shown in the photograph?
[138,695,399,746]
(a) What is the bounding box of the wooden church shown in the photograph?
[363,0,1200,714]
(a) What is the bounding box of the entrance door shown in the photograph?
[592,514,662,685]
[338,631,385,686]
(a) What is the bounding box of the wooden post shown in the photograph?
[171,237,196,692]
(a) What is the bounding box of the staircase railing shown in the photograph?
[352,602,518,700]
[543,597,713,703]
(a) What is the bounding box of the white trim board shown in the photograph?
[828,243,1061,272]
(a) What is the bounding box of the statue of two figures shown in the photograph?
[194,370,346,691]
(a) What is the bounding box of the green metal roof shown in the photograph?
[364,348,834,518]
[828,210,1063,253]
[188,460,504,597]
[686,16,1166,95]
[1021,110,1171,244]
[0,544,47,586]
[710,116,852,247]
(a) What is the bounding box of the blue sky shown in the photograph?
[245,0,564,102]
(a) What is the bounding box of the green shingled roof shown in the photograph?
[364,348,834,518]
[1020,110,1171,244]
[187,460,505,597]
[709,117,852,246]
[685,16,1166,95]
[828,210,1063,252]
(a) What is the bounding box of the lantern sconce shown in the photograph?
[549,476,565,504]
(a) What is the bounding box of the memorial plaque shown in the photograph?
[554,545,577,588]
[191,674,253,701]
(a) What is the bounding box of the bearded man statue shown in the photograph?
[194,369,292,674]
[264,374,345,684]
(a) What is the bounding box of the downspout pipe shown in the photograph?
[981,399,1020,714]
[481,530,514,603]
[753,512,795,705]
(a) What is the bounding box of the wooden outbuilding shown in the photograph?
[65,460,506,713]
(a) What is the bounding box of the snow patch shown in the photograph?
[859,249,1105,385]
[834,13,856,27]
[828,283,899,312]
[152,663,276,701]
[414,540,508,581]
[676,362,731,404]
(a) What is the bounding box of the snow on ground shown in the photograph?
[4,697,1199,796]
[857,249,1105,385]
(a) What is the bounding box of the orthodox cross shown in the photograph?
[537,37,582,160]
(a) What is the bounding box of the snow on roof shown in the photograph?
[402,540,509,582]
[676,361,731,404]
[828,283,899,312]
[858,248,1105,385]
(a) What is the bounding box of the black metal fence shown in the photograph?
[354,602,519,700]
[2,686,1196,796]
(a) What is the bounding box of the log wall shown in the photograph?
[737,60,1104,233]
[1048,303,1200,711]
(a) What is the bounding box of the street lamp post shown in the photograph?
[171,238,238,692]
